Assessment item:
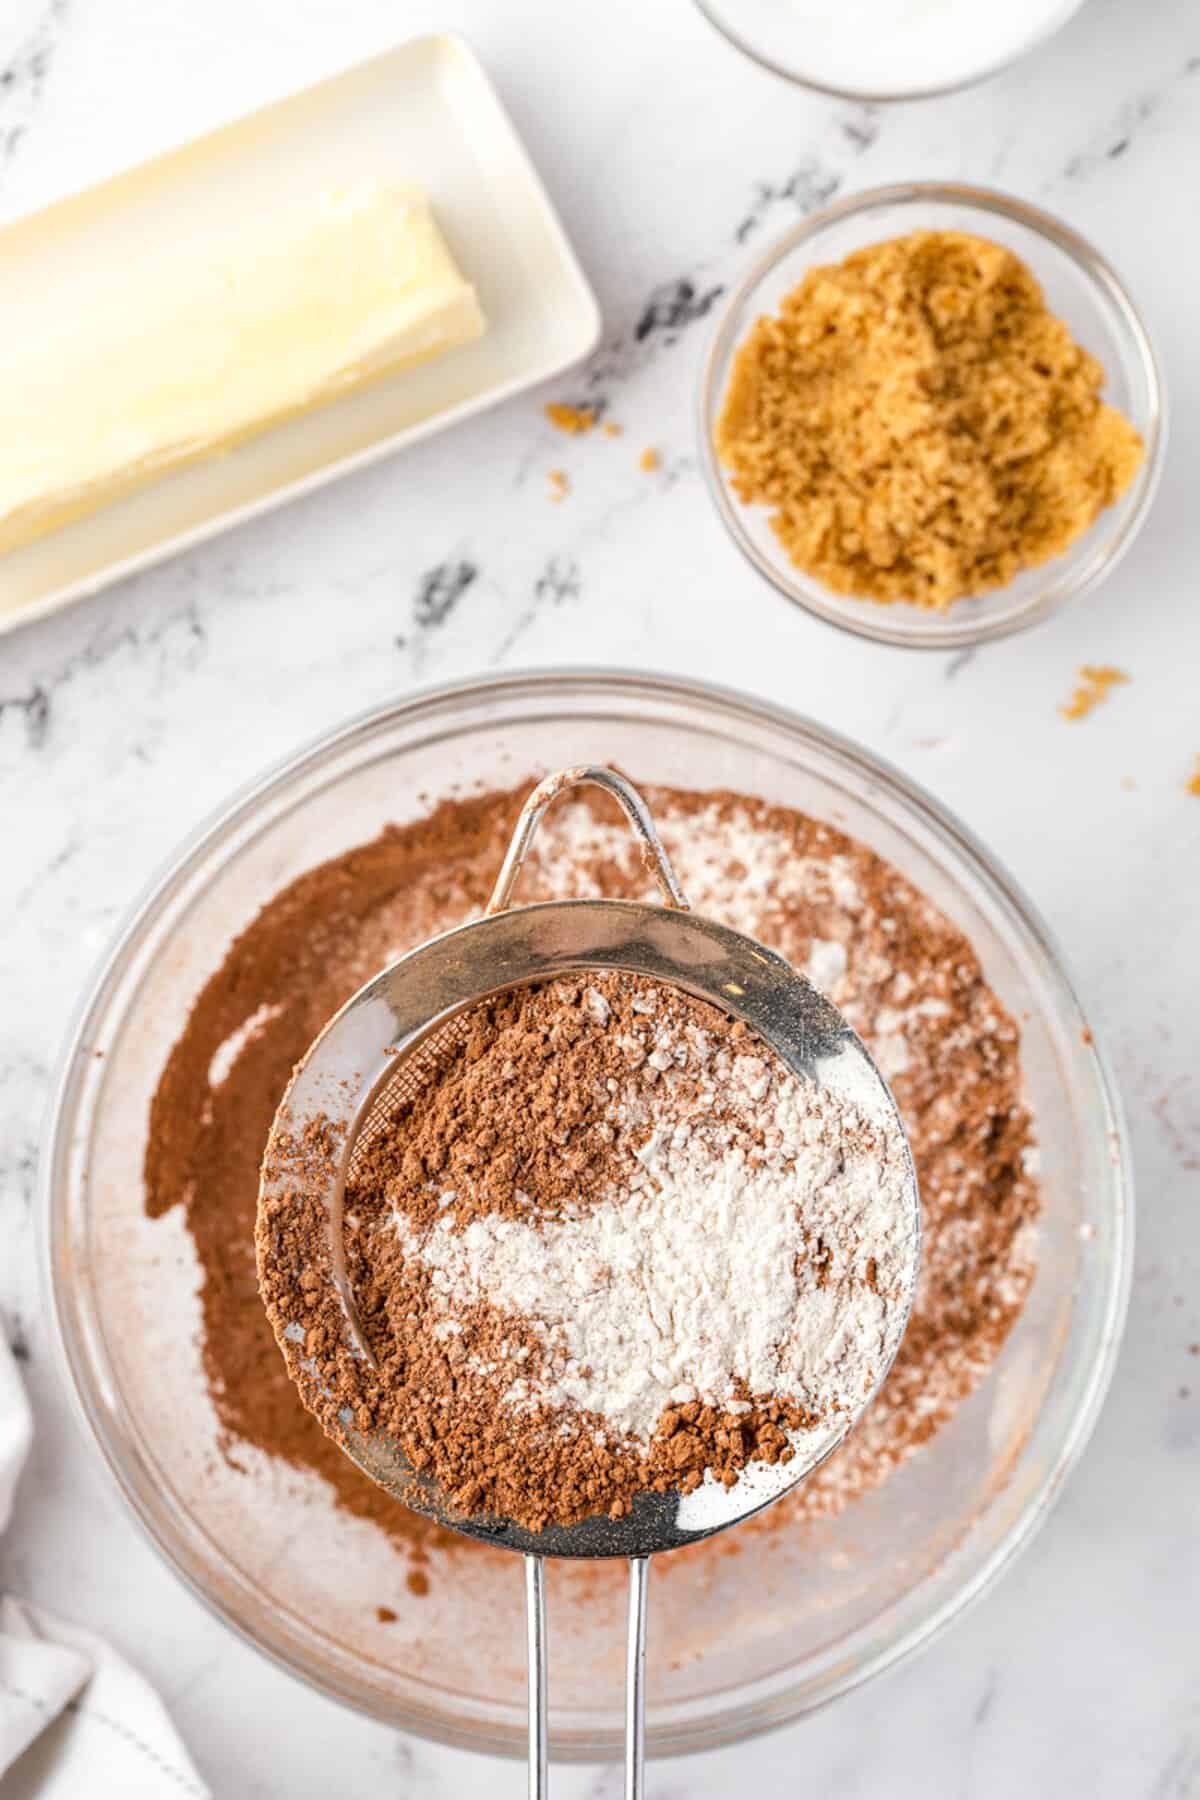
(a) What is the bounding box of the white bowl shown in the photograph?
[693,0,1091,103]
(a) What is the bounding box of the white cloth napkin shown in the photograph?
[0,1335,210,1798]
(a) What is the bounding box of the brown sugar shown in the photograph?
[1060,664,1130,720]
[639,447,660,473]
[715,231,1144,610]
[1187,757,1200,797]
[546,468,569,502]
[544,402,596,436]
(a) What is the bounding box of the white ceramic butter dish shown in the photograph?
[0,35,601,634]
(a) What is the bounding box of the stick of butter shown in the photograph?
[0,183,485,556]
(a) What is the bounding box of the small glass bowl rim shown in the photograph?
[697,180,1167,651]
[691,0,1088,104]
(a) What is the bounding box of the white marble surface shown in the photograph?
[1,1,1198,1794]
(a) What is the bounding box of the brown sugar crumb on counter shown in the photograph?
[544,402,596,435]
[603,421,623,438]
[1187,757,1200,797]
[375,1605,398,1623]
[639,447,660,473]
[714,231,1144,611]
[1061,665,1130,721]
[547,468,570,502]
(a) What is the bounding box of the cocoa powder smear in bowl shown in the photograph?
[145,781,1039,1580]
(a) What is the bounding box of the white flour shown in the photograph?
[394,985,918,1448]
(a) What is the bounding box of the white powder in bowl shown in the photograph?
[701,0,1084,98]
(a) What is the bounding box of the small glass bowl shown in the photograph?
[692,0,1089,102]
[698,183,1165,651]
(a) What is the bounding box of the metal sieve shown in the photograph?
[259,766,920,1798]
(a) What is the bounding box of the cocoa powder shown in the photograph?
[144,792,524,1558]
[145,780,1038,1583]
[257,972,911,1532]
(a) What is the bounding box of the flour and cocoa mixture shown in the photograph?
[145,781,1039,1581]
[257,973,917,1532]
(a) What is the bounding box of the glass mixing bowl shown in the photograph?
[42,670,1131,1759]
[699,184,1165,650]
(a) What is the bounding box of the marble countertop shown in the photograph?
[1,1,1197,1794]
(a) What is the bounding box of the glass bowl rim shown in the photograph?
[690,0,1089,103]
[696,180,1167,651]
[39,666,1135,1758]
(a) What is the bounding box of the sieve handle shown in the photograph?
[487,766,689,916]
[625,1555,650,1800]
[524,1550,650,1799]
[526,1554,548,1798]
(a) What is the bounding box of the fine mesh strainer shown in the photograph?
[259,766,920,1797]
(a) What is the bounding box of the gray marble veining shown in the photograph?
[1,0,1198,1794]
